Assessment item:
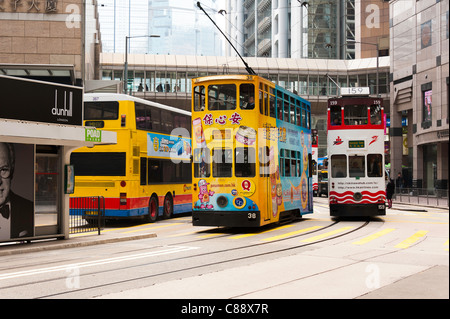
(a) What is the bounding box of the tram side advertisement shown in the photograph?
[192,113,312,218]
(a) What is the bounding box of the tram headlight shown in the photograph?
[217,195,228,208]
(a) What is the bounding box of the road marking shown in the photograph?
[121,223,183,234]
[394,230,429,249]
[301,226,354,243]
[352,228,396,246]
[261,226,323,242]
[444,239,449,252]
[197,233,226,238]
[0,246,198,281]
[228,225,294,240]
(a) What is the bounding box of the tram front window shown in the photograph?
[367,154,383,177]
[240,83,255,110]
[208,84,236,110]
[331,155,347,178]
[349,155,365,178]
[330,105,341,126]
[235,147,255,177]
[344,105,367,125]
[212,148,232,177]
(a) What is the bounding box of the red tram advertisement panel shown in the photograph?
[327,88,386,217]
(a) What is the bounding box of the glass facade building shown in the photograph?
[98,0,223,56]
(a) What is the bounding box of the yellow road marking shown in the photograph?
[228,225,294,240]
[352,228,396,246]
[444,239,449,252]
[301,227,354,243]
[121,223,183,234]
[261,226,324,242]
[198,233,226,238]
[394,230,429,249]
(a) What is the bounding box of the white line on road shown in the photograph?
[0,246,198,281]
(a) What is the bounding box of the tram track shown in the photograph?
[0,218,371,298]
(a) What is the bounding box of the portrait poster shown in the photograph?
[423,89,432,123]
[0,143,34,242]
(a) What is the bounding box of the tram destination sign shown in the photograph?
[0,75,82,126]
[349,140,365,148]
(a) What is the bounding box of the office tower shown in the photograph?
[98,0,223,56]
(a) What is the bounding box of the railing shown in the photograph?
[69,197,105,235]
[393,188,449,208]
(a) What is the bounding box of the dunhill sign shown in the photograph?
[0,75,82,126]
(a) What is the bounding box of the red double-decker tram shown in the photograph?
[327,88,386,217]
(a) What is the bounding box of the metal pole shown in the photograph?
[376,43,379,97]
[123,35,160,94]
[124,36,129,94]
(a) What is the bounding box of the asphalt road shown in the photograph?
[0,197,448,303]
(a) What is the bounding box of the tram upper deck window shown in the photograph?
[344,105,367,125]
[240,83,255,110]
[194,85,205,111]
[208,84,236,111]
[330,105,341,126]
[370,105,382,125]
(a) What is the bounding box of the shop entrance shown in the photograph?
[35,146,61,236]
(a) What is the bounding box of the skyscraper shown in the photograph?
[98,0,223,56]
[225,0,389,59]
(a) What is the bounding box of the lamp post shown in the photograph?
[346,40,379,97]
[123,35,160,94]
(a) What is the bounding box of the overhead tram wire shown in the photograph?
[196,1,257,76]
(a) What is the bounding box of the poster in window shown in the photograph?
[423,89,432,123]
[0,143,34,242]
[421,20,432,49]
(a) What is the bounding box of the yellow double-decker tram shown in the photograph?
[191,75,313,227]
[70,93,192,222]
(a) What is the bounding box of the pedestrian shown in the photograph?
[396,172,404,190]
[386,178,395,209]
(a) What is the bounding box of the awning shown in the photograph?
[0,64,76,85]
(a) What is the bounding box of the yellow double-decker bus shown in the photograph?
[70,93,192,222]
[191,75,313,227]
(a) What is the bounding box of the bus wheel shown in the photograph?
[163,194,173,219]
[147,196,158,223]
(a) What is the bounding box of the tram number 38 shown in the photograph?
[248,212,257,220]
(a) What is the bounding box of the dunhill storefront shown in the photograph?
[0,75,116,243]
